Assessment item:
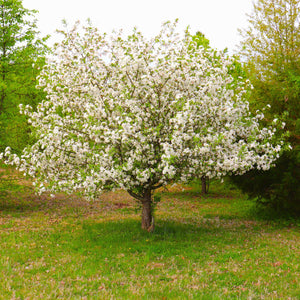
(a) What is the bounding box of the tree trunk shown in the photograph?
[201,175,208,194]
[141,189,154,232]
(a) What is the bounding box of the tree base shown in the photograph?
[141,190,155,232]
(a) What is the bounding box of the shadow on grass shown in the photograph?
[40,218,244,265]
[245,203,300,225]
[72,216,299,256]
[76,218,248,251]
[159,189,239,202]
[0,186,137,218]
[0,186,42,213]
[0,192,65,213]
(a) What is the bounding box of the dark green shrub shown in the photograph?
[231,148,300,215]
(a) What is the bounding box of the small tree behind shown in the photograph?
[2,21,283,230]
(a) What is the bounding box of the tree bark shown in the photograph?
[141,189,154,232]
[201,175,208,194]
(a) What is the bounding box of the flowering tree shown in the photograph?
[1,21,283,231]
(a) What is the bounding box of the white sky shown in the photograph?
[22,0,254,53]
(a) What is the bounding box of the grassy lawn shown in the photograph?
[0,167,299,299]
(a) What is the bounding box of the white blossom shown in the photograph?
[0,20,283,199]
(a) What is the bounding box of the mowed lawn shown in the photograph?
[0,167,299,299]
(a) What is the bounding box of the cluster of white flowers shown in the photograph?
[1,20,283,200]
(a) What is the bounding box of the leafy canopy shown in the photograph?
[0,0,49,153]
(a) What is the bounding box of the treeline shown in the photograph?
[0,0,299,214]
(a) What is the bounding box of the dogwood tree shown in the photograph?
[1,21,283,231]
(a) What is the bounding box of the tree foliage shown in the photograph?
[232,0,300,213]
[1,21,283,230]
[239,0,300,132]
[0,0,48,153]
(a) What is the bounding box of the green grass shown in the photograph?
[0,167,299,299]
